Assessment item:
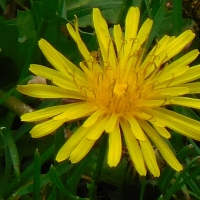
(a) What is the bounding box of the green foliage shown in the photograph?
[0,0,200,199]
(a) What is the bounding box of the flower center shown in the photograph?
[113,83,127,96]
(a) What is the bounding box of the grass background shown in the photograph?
[0,0,200,199]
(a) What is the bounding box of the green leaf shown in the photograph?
[66,0,122,28]
[157,195,164,200]
[182,174,200,199]
[0,130,12,198]
[41,0,59,21]
[13,10,37,39]
[158,145,193,193]
[1,128,20,180]
[145,0,167,49]
[50,165,87,200]
[88,134,108,199]
[172,106,200,121]
[0,12,40,87]
[33,149,41,200]
[54,126,65,156]
[66,0,122,20]
[47,188,57,200]
[163,157,200,200]
[172,0,182,35]
[13,160,72,197]
[0,18,20,88]
[66,150,94,195]
[0,0,7,10]
[139,177,147,200]
[3,145,54,199]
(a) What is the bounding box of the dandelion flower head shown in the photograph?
[18,7,200,177]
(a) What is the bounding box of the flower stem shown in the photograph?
[0,89,34,116]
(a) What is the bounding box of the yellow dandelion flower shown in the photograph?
[17,7,200,177]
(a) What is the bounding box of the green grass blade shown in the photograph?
[145,0,167,49]
[182,174,200,198]
[33,149,41,200]
[172,0,182,35]
[158,145,193,193]
[0,131,12,198]
[3,145,54,199]
[163,157,200,200]
[1,128,20,180]
[50,165,88,200]
[13,161,73,197]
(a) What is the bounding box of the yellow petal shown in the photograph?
[30,63,91,91]
[139,135,160,177]
[124,113,146,141]
[105,113,118,133]
[120,118,146,176]
[139,120,182,171]
[157,87,189,96]
[67,18,92,64]
[93,8,117,70]
[17,84,84,99]
[70,138,95,163]
[30,64,78,91]
[79,62,102,80]
[141,35,170,70]
[108,123,122,167]
[168,96,200,109]
[83,110,105,127]
[86,115,108,140]
[125,7,140,41]
[136,18,153,47]
[125,18,153,74]
[30,119,66,138]
[39,39,83,76]
[113,24,123,55]
[155,64,200,88]
[137,99,170,107]
[53,103,97,120]
[166,30,195,59]
[181,82,200,94]
[156,66,189,84]
[124,7,140,57]
[153,125,171,139]
[56,126,89,162]
[149,107,200,141]
[21,104,74,122]
[165,49,199,72]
